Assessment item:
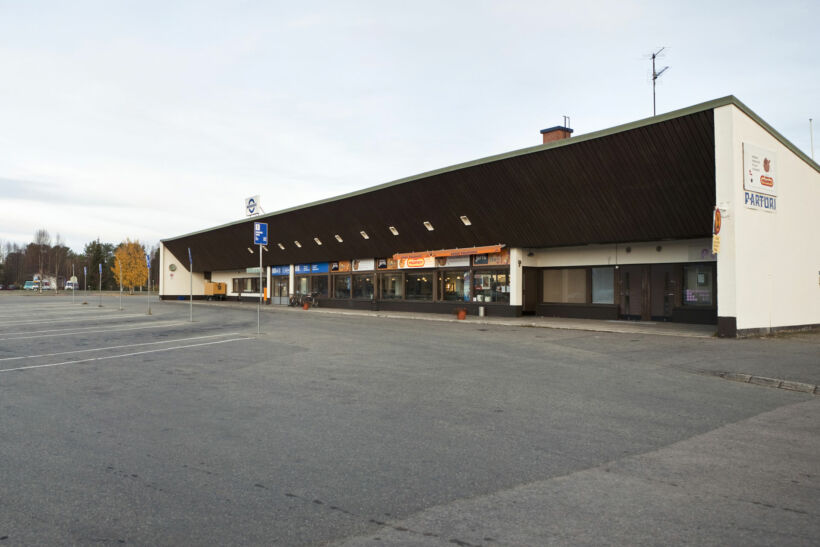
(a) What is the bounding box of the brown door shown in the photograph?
[620,265,650,320]
[522,268,538,314]
[649,264,680,321]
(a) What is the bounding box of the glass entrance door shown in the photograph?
[272,276,289,305]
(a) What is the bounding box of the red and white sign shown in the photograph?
[743,143,777,197]
[398,256,436,269]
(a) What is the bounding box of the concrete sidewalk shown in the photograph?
[177,299,718,339]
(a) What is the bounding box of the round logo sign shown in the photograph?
[169,264,177,272]
[713,208,722,235]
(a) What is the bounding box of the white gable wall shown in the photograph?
[715,105,820,332]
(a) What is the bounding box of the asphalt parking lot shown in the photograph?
[0,293,818,546]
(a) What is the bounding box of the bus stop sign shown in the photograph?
[254,222,268,245]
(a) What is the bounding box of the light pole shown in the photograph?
[188,247,193,323]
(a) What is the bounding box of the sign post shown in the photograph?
[72,264,76,305]
[98,263,103,307]
[145,253,152,315]
[188,247,193,322]
[83,265,88,305]
[253,222,268,334]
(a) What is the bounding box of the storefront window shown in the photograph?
[310,275,328,297]
[683,264,714,306]
[473,270,509,303]
[232,277,263,293]
[296,275,309,295]
[543,269,586,303]
[333,275,351,299]
[352,273,374,299]
[438,270,470,301]
[405,271,433,300]
[591,267,615,304]
[379,273,403,299]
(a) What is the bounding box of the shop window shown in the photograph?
[310,275,328,297]
[473,270,509,303]
[232,277,261,294]
[439,270,470,301]
[333,274,351,299]
[683,264,714,306]
[543,269,586,303]
[405,271,433,300]
[352,273,374,299]
[591,267,615,304]
[296,275,309,295]
[379,273,403,300]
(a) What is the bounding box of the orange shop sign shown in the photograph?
[393,244,504,261]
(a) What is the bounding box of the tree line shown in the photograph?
[0,229,160,291]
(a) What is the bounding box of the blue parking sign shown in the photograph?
[254,222,268,245]
[145,253,151,269]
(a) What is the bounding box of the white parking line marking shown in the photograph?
[0,321,187,341]
[0,332,242,361]
[0,313,145,326]
[0,318,166,336]
[0,337,254,373]
[0,308,121,319]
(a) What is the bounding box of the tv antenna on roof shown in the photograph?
[650,47,670,116]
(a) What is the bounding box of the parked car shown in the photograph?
[23,281,37,290]
[7,284,17,290]
[65,281,79,290]
[0,284,4,290]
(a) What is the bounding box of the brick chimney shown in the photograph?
[540,125,573,144]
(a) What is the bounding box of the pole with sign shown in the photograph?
[98,263,103,307]
[72,264,76,304]
[146,253,152,315]
[253,222,268,334]
[188,247,193,322]
[83,265,88,305]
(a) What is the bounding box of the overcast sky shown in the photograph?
[1,0,817,253]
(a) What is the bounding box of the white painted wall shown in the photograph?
[159,243,206,296]
[509,248,523,306]
[519,239,714,268]
[714,104,820,331]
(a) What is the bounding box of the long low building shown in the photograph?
[160,96,820,337]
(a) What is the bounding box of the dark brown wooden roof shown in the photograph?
[164,108,717,272]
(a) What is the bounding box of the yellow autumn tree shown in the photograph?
[111,239,148,294]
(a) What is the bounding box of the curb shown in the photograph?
[165,299,716,339]
[707,371,818,395]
